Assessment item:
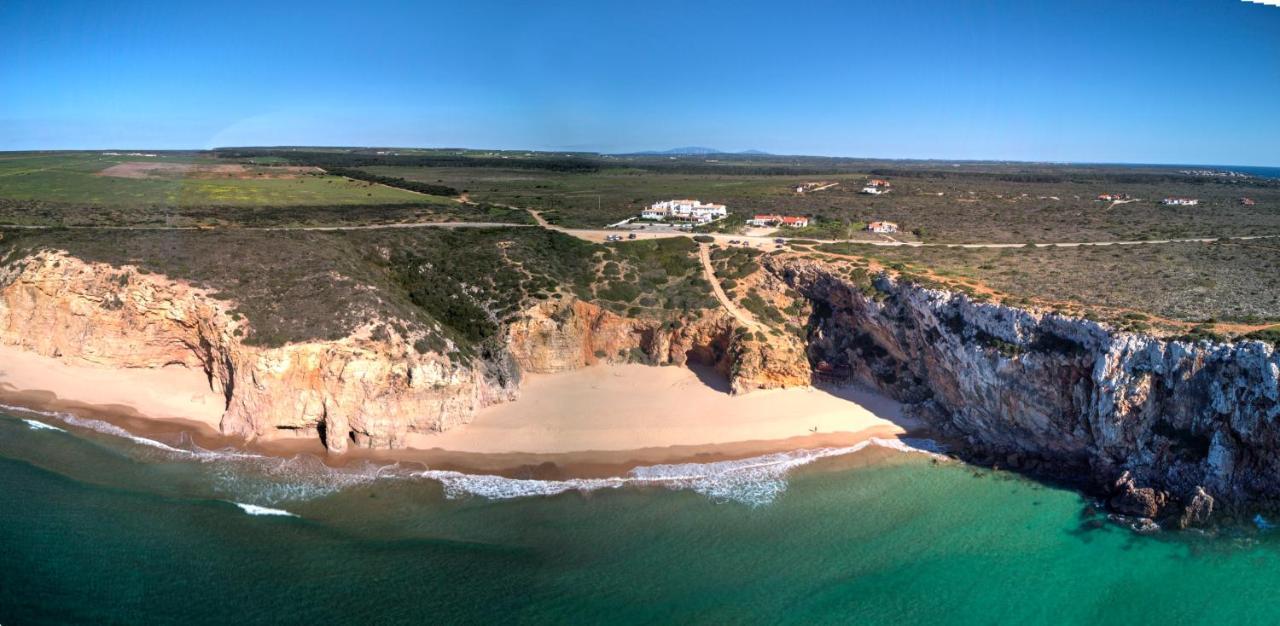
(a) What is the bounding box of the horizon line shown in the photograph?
[1,145,1276,171]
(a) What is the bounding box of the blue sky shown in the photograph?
[2,0,1278,165]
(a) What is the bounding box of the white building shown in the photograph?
[867,221,899,233]
[642,199,728,224]
[1161,197,1199,206]
[861,186,888,195]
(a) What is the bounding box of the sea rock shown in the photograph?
[1178,486,1215,529]
[1109,471,1168,518]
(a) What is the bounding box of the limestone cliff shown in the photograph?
[766,255,1280,526]
[505,298,810,392]
[0,251,518,453]
[0,251,809,454]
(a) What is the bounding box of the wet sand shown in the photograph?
[0,349,926,479]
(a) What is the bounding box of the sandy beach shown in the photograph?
[409,363,918,453]
[0,346,921,477]
[0,344,225,427]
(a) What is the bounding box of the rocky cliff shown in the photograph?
[20,243,1277,527]
[766,255,1280,526]
[0,250,809,453]
[0,251,519,453]
[505,298,811,392]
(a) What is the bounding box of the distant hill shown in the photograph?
[625,147,772,156]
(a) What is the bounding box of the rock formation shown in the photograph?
[0,251,518,453]
[505,298,811,391]
[9,244,1278,526]
[766,255,1280,526]
[0,251,810,454]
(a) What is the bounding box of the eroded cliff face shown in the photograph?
[0,251,809,454]
[767,256,1280,526]
[505,298,811,393]
[0,252,519,453]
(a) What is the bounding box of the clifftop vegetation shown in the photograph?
[0,226,713,356]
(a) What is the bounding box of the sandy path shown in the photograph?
[698,243,763,330]
[407,364,915,454]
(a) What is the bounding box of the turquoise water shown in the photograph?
[4,409,1280,625]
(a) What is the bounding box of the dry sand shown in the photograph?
[0,344,224,427]
[0,346,922,477]
[408,363,918,454]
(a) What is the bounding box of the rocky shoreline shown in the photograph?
[765,256,1280,529]
[3,246,1278,527]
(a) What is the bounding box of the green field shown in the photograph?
[0,153,437,206]
[0,152,540,227]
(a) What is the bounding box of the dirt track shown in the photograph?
[698,244,764,330]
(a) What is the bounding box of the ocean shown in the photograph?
[4,408,1280,625]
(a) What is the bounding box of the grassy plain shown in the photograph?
[359,159,1280,243]
[3,148,1278,331]
[0,152,534,227]
[0,153,432,206]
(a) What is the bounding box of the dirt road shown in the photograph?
[698,243,764,330]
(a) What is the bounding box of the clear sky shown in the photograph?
[3,0,1278,165]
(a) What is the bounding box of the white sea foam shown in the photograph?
[205,454,411,504]
[2,402,409,504]
[4,400,946,508]
[22,418,66,432]
[1,402,191,455]
[418,437,946,506]
[231,502,299,517]
[59,414,193,455]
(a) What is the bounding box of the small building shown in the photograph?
[642,199,728,223]
[1241,197,1256,206]
[861,179,891,195]
[867,221,898,233]
[1161,197,1199,206]
[749,214,809,228]
[748,214,783,226]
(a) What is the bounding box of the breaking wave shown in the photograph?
[23,418,66,432]
[2,403,188,454]
[4,401,945,508]
[419,437,945,506]
[1,402,410,505]
[231,502,299,517]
